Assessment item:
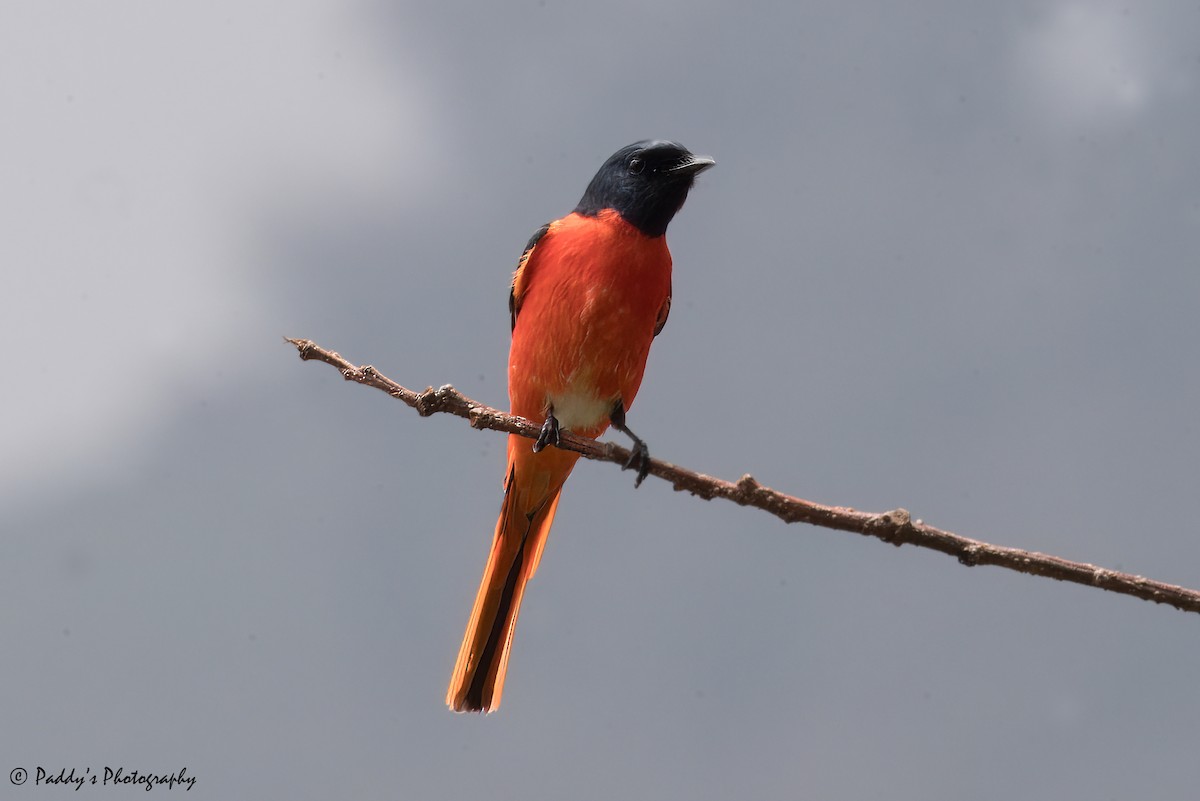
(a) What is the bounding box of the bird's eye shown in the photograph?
[628,157,645,175]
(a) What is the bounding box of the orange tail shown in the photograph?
[446,435,580,712]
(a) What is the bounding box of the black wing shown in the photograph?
[509,222,551,332]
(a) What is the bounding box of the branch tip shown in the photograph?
[286,337,316,360]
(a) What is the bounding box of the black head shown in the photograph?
[574,140,714,238]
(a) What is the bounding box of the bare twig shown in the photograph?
[286,336,1200,616]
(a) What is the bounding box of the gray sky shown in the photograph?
[4,1,1199,798]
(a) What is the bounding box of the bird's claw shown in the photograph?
[623,441,651,487]
[533,414,561,453]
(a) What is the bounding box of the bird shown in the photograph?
[446,140,714,712]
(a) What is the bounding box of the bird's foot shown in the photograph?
[623,440,651,488]
[533,413,561,453]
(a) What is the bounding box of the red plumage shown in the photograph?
[447,142,711,712]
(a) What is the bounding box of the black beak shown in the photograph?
[668,154,716,176]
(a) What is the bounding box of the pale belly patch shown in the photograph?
[547,386,613,432]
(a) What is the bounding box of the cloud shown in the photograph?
[0,1,435,497]
[1011,3,1153,128]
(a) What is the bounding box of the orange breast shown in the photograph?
[508,210,672,437]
